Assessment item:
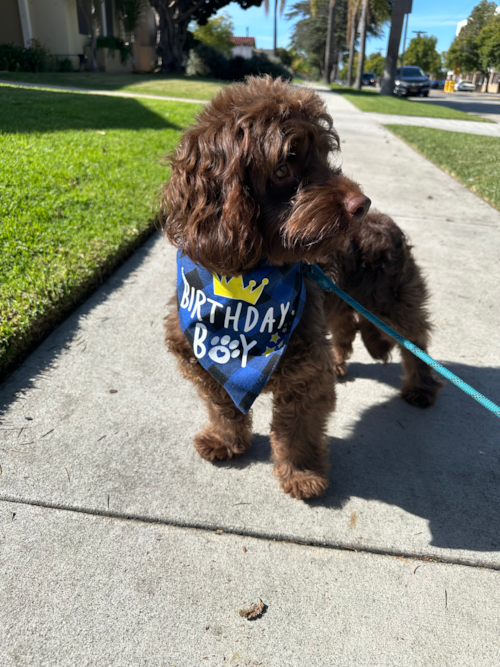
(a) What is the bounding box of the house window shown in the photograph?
[105,0,114,36]
[77,0,91,35]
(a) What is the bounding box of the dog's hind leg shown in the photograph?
[360,294,443,409]
[396,326,443,409]
[324,295,358,377]
[359,319,395,363]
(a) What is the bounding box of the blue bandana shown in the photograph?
[177,250,306,413]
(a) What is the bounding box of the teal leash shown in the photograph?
[305,263,500,420]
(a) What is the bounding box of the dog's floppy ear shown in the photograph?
[161,121,262,277]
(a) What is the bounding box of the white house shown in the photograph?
[454,7,500,93]
[456,6,500,36]
[230,36,255,59]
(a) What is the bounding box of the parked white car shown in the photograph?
[455,80,475,92]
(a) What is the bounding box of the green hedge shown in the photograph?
[0,40,74,72]
[187,43,291,81]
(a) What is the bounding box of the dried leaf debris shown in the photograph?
[238,599,267,621]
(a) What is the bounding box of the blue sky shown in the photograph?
[222,0,498,55]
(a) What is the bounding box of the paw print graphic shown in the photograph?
[208,335,240,364]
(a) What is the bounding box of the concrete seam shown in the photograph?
[0,493,497,572]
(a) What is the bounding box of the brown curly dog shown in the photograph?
[162,76,442,500]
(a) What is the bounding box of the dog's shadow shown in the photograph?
[222,359,500,553]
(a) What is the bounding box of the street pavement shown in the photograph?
[1,89,499,666]
[415,89,500,123]
[363,111,500,136]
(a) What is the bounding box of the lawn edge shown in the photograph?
[384,123,500,213]
[0,222,159,385]
[0,81,208,103]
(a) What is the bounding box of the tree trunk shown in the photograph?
[380,0,407,96]
[153,1,189,74]
[353,0,368,90]
[347,12,356,86]
[323,0,337,84]
[331,40,339,81]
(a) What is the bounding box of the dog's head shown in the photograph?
[162,76,370,276]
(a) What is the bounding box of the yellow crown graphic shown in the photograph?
[213,274,269,305]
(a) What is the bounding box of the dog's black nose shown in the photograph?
[344,194,371,222]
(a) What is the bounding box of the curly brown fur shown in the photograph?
[162,76,442,500]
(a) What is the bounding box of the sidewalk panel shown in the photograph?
[1,500,499,667]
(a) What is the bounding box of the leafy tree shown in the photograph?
[116,0,147,38]
[288,0,386,81]
[288,0,348,79]
[150,0,264,73]
[445,0,498,74]
[404,34,442,75]
[478,14,500,70]
[276,46,294,66]
[364,50,385,76]
[287,0,334,78]
[193,12,234,57]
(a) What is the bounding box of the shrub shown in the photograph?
[0,40,50,72]
[186,43,291,81]
[57,57,74,72]
[96,36,132,64]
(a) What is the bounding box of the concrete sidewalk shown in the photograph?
[1,89,499,666]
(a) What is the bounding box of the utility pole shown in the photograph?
[380,0,412,95]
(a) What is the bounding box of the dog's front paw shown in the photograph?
[194,428,250,462]
[275,467,329,500]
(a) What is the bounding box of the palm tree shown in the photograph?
[346,0,361,85]
[264,0,287,55]
[353,0,369,88]
[323,0,337,84]
[380,0,408,95]
[351,0,392,89]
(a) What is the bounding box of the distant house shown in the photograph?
[454,7,500,93]
[0,0,157,72]
[255,49,275,59]
[230,36,255,60]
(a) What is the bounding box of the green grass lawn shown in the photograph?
[0,85,202,380]
[0,71,226,100]
[330,85,491,123]
[386,125,500,210]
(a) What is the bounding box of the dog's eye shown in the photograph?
[274,165,290,179]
